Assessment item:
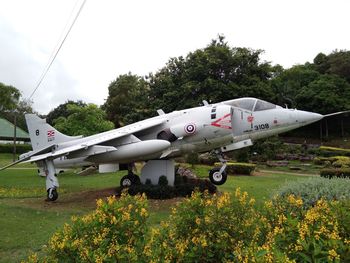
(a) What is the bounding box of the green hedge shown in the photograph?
[215,162,256,175]
[314,156,350,168]
[0,144,32,154]
[315,146,350,157]
[126,175,217,199]
[320,168,350,179]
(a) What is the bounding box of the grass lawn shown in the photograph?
[0,156,317,262]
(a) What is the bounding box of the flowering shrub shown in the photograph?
[24,189,350,262]
[25,192,149,262]
[147,189,263,262]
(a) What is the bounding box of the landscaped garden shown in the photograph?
[0,149,349,262]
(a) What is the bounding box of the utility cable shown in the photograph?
[28,0,87,100]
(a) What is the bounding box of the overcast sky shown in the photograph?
[0,0,349,114]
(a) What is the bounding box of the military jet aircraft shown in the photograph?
[1,97,337,201]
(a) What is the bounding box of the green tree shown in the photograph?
[295,74,350,114]
[0,82,20,112]
[46,100,86,125]
[53,104,114,136]
[270,65,321,108]
[103,73,150,127]
[148,36,274,112]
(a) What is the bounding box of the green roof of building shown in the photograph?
[0,118,30,140]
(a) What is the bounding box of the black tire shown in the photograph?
[209,167,227,185]
[47,188,58,201]
[120,175,134,187]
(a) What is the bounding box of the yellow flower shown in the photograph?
[140,208,148,217]
[328,249,340,261]
[195,217,201,225]
[96,198,103,208]
[122,211,130,221]
[107,195,116,205]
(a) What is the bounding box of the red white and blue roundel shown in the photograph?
[184,123,196,134]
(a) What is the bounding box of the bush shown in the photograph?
[314,156,350,168]
[215,162,256,175]
[320,168,350,179]
[127,176,217,199]
[317,146,350,157]
[28,192,149,262]
[277,177,350,207]
[24,190,350,263]
[147,190,263,262]
[158,175,168,186]
[0,143,32,154]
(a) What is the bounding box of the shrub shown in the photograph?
[263,196,350,262]
[320,168,350,179]
[158,175,168,186]
[24,189,350,263]
[127,176,217,199]
[317,146,350,157]
[277,177,350,207]
[147,190,263,262]
[215,162,256,175]
[314,156,350,168]
[31,192,149,262]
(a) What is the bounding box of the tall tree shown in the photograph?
[147,36,274,113]
[103,73,150,127]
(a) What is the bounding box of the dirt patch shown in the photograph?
[5,187,184,214]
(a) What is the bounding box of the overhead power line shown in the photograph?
[28,0,87,101]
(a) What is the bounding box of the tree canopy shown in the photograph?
[103,73,150,128]
[53,103,114,136]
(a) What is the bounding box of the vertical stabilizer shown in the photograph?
[25,114,82,150]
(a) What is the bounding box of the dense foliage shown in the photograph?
[52,103,114,136]
[25,189,350,262]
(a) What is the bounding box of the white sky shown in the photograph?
[0,0,349,114]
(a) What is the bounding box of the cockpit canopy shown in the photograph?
[220,97,280,112]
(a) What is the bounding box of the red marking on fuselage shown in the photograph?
[211,113,232,129]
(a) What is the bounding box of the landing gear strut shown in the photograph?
[44,159,59,201]
[209,150,227,185]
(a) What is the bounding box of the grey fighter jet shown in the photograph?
[1,97,338,201]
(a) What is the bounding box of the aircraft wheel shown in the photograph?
[47,188,58,201]
[209,168,227,185]
[120,175,133,187]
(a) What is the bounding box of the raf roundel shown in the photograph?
[184,123,196,134]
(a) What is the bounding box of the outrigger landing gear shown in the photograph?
[44,159,59,201]
[120,164,140,187]
[209,150,228,185]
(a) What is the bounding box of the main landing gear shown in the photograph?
[44,160,59,201]
[120,164,140,187]
[209,150,227,185]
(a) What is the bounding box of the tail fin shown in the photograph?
[25,114,82,150]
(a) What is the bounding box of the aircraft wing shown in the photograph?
[1,117,167,169]
[0,144,55,171]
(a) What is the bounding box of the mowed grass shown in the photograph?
[0,156,315,263]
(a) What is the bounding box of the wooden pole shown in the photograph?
[13,114,17,162]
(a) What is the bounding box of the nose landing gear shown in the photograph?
[208,150,228,185]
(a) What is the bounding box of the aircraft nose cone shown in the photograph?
[297,110,323,124]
